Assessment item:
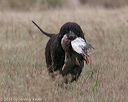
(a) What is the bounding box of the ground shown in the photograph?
[0,7,128,102]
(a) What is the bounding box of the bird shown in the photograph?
[71,37,94,64]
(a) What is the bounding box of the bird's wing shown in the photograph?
[71,37,94,55]
[71,37,87,55]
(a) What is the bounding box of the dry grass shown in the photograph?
[0,7,128,102]
[1,0,128,10]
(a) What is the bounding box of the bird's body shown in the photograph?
[71,37,87,55]
[71,37,94,57]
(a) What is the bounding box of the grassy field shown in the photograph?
[0,7,128,102]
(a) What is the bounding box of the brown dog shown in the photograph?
[32,21,85,82]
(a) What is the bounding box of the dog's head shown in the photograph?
[58,22,85,40]
[61,31,77,52]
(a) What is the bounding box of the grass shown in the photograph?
[0,7,128,101]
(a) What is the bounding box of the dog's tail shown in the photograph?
[32,21,53,37]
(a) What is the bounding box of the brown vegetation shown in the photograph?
[0,0,128,10]
[0,7,128,101]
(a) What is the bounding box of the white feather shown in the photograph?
[71,37,87,55]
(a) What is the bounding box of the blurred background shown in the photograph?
[0,0,128,102]
[0,0,128,11]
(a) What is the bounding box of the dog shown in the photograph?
[32,21,86,81]
[61,31,93,83]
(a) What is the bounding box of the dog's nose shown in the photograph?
[69,34,76,40]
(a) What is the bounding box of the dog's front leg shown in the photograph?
[61,52,69,75]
